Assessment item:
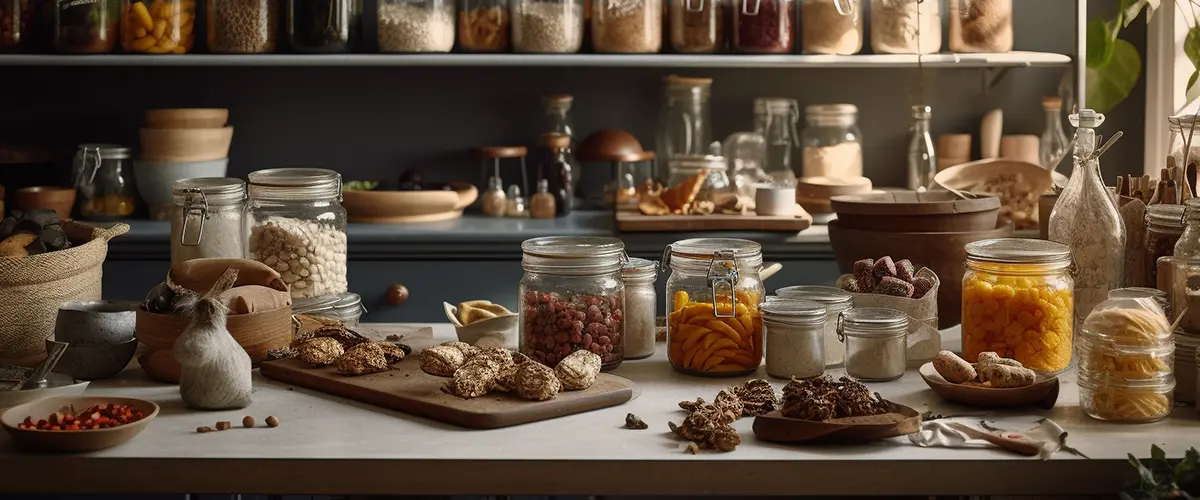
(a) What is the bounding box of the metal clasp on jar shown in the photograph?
[833,0,854,15]
[707,249,740,317]
[179,188,209,247]
[685,0,705,12]
[740,0,760,16]
[835,310,845,342]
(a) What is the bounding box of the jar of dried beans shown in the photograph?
[1,0,35,52]
[774,284,852,367]
[120,0,197,53]
[870,0,940,54]
[459,0,508,51]
[377,0,455,52]
[731,0,792,53]
[207,0,279,53]
[800,0,860,54]
[622,257,658,359]
[669,0,725,53]
[511,0,584,53]
[519,236,627,370]
[838,307,907,381]
[664,238,764,377]
[170,177,248,266]
[247,168,349,301]
[54,0,120,53]
[1144,204,1184,291]
[592,0,660,53]
[948,0,1012,53]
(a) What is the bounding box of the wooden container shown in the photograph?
[827,219,1014,328]
[135,306,292,383]
[795,176,872,215]
[14,186,76,218]
[144,108,229,129]
[138,126,234,163]
[830,191,1001,232]
[342,182,478,223]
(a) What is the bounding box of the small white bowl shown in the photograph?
[443,302,518,349]
[755,184,798,216]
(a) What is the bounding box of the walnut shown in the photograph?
[295,337,343,366]
[372,341,408,364]
[420,345,465,377]
[731,379,779,416]
[514,361,561,401]
[336,343,389,376]
[443,359,499,399]
[554,350,601,390]
[441,341,480,359]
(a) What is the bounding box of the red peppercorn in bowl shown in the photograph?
[1,396,159,452]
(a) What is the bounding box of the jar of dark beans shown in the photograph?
[1,0,36,52]
[53,0,121,53]
[1145,204,1185,289]
[730,0,792,53]
[287,0,361,52]
[519,236,626,370]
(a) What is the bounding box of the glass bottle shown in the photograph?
[754,97,799,187]
[539,133,574,215]
[541,95,582,198]
[1040,96,1069,169]
[800,103,863,180]
[907,105,936,191]
[287,0,361,53]
[1048,109,1126,334]
[530,178,556,218]
[208,0,279,53]
[505,184,528,217]
[656,75,712,167]
[481,175,507,217]
[72,144,135,221]
[459,0,509,52]
[378,0,455,52]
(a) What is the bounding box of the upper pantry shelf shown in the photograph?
[0,51,1071,68]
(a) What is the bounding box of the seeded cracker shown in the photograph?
[336,343,390,376]
[515,361,561,401]
[421,345,466,376]
[554,349,601,390]
[444,359,499,399]
[441,341,481,359]
[295,337,344,366]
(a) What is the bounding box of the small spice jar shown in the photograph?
[800,0,861,55]
[669,0,725,53]
[774,284,852,367]
[511,0,585,53]
[208,0,279,53]
[378,0,456,52]
[294,292,366,326]
[762,298,826,380]
[664,238,764,377]
[948,0,1012,53]
[838,307,907,381]
[870,0,940,54]
[519,236,626,370]
[459,0,509,51]
[1145,204,1185,290]
[170,177,248,266]
[730,0,792,53]
[592,0,661,53]
[800,104,863,180]
[71,144,136,221]
[53,0,120,53]
[1109,287,1171,319]
[622,257,658,359]
[120,0,198,53]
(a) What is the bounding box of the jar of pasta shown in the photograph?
[961,238,1074,373]
[800,0,861,55]
[120,0,197,53]
[592,0,661,53]
[1079,372,1174,423]
[459,0,509,51]
[664,238,764,377]
[774,284,852,367]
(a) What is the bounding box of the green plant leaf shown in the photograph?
[1086,39,1142,113]
[1154,444,1168,460]
[1087,17,1116,68]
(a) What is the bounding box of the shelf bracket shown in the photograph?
[981,67,1015,93]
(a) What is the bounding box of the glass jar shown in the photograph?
[539,132,576,215]
[1145,205,1185,291]
[762,298,826,379]
[800,0,860,55]
[459,0,508,51]
[1173,198,1200,325]
[592,0,660,53]
[1079,373,1175,423]
[801,104,863,180]
[1109,287,1171,319]
[1076,331,1174,381]
[54,0,119,52]
[962,238,1074,373]
[870,0,939,54]
[838,306,907,381]
[120,0,197,53]
[622,257,658,359]
[71,144,136,221]
[656,75,712,166]
[1178,332,1200,404]
[287,0,361,52]
[730,0,792,53]
[614,152,655,208]
[247,168,348,301]
[208,0,278,53]
[669,0,725,53]
[774,284,852,367]
[378,0,455,52]
[755,97,800,186]
[948,0,1012,53]
[170,177,248,266]
[519,236,626,370]
[1,0,36,52]
[666,154,734,208]
[511,0,584,53]
[1169,115,1200,174]
[664,238,764,377]
[723,131,768,200]
[293,292,365,325]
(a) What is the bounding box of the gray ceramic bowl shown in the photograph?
[54,301,140,346]
[50,338,138,380]
[133,157,229,218]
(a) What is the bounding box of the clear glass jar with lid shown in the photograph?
[120,0,197,53]
[755,97,800,186]
[667,153,735,208]
[459,0,510,52]
[170,178,248,266]
[656,75,713,167]
[801,0,861,55]
[1144,204,1185,290]
[663,238,764,377]
[208,0,279,53]
[948,0,1012,53]
[622,257,658,359]
[762,298,826,379]
[1079,372,1175,423]
[962,238,1074,373]
[72,144,136,221]
[1169,115,1200,174]
[838,307,906,381]
[592,0,661,53]
[774,284,852,367]
[731,0,793,53]
[1173,198,1200,322]
[53,0,120,53]
[669,0,726,53]
[287,0,361,53]
[519,236,626,370]
[511,0,585,53]
[247,168,348,301]
[870,0,940,54]
[800,104,863,180]
[378,0,456,52]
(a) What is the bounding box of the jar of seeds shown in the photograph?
[378,0,455,52]
[838,307,907,381]
[511,0,584,52]
[287,0,361,52]
[592,0,661,53]
[208,0,279,53]
[170,177,248,265]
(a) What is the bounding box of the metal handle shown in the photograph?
[741,0,760,16]
[835,311,846,342]
[685,0,705,12]
[707,250,739,318]
[833,0,853,16]
[179,188,209,247]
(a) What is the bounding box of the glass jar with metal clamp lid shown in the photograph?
[169,177,248,266]
[663,237,764,376]
[72,143,136,221]
[837,306,907,381]
[294,292,367,326]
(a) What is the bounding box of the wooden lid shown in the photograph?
[614,151,655,162]
[474,146,528,159]
[830,191,1001,216]
[577,129,644,163]
[1042,96,1063,109]
[664,75,713,87]
[540,132,571,149]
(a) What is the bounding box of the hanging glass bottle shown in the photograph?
[1047,108,1127,334]
[907,104,936,191]
[1040,96,1069,169]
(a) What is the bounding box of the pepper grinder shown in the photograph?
[531,179,556,219]
[505,184,528,218]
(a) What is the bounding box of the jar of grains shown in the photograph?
[774,284,852,367]
[664,238,764,377]
[837,307,907,381]
[120,0,197,53]
[730,0,792,53]
[1,0,36,52]
[800,0,860,55]
[669,0,725,53]
[800,104,863,179]
[762,298,826,380]
[511,0,584,52]
[1145,204,1184,292]
[622,257,658,359]
[378,0,455,52]
[207,0,278,53]
[519,236,626,370]
[948,0,1012,53]
[247,168,348,301]
[592,0,660,53]
[170,177,248,266]
[287,0,361,52]
[1108,287,1171,320]
[1173,198,1200,325]
[961,238,1074,373]
[54,0,120,53]
[459,0,509,51]
[870,0,940,54]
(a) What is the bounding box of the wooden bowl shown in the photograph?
[796,176,873,215]
[577,129,644,163]
[830,191,1001,232]
[144,108,229,129]
[139,126,234,163]
[1,396,158,452]
[135,305,292,383]
[752,402,921,444]
[919,362,1060,409]
[14,186,76,218]
[342,182,478,223]
[828,219,1014,328]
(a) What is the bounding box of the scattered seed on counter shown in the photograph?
[624,413,648,429]
[266,415,280,427]
[249,216,348,300]
[215,421,232,431]
[242,415,255,428]
[197,426,215,433]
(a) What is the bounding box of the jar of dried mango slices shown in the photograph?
[961,238,1074,374]
[663,238,764,377]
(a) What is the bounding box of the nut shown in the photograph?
[197,426,215,433]
[242,416,255,428]
[216,421,231,431]
[265,416,280,427]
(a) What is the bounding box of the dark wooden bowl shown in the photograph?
[918,362,1060,409]
[831,191,1001,232]
[577,129,644,163]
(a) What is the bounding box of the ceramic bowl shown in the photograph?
[133,158,230,219]
[54,300,139,346]
[754,184,798,216]
[444,302,518,349]
[52,338,138,380]
[14,186,76,218]
[1,396,158,452]
[139,126,234,163]
[144,108,229,129]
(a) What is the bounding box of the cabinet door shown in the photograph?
[351,261,525,323]
[103,261,171,302]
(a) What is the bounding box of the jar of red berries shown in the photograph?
[519,236,627,370]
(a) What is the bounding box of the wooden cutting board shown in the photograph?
[260,357,635,429]
[616,208,812,232]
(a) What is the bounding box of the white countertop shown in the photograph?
[2,324,1197,496]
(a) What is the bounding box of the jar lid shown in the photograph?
[522,236,626,275]
[664,75,713,87]
[1108,287,1167,301]
[761,298,826,325]
[805,104,857,117]
[248,168,342,201]
[1147,204,1186,227]
[173,177,246,204]
[77,143,131,159]
[755,98,797,115]
[668,238,760,259]
[965,238,1071,265]
[1170,114,1198,130]
[293,294,343,314]
[774,285,852,312]
[669,154,727,172]
[622,257,658,279]
[838,307,907,337]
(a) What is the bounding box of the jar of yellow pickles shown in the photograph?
[120,0,196,53]
[663,238,764,377]
[961,238,1075,373]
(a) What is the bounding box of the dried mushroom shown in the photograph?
[780,375,889,421]
[295,337,344,366]
[336,343,390,376]
[731,379,779,416]
[624,413,648,430]
[668,399,741,452]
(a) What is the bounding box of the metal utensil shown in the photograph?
[13,341,68,391]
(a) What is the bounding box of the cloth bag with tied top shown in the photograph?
[838,267,940,365]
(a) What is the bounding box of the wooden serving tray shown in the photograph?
[615,208,812,232]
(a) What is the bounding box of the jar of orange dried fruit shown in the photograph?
[121,0,196,53]
[961,238,1074,373]
[664,238,764,377]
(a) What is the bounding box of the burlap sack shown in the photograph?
[0,221,129,363]
[840,267,941,366]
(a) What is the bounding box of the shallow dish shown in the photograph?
[342,183,478,223]
[918,361,1060,409]
[935,158,1067,198]
[752,401,921,444]
[444,302,517,349]
[139,126,234,163]
[0,396,158,452]
[54,300,140,346]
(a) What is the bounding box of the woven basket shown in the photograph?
[0,221,128,364]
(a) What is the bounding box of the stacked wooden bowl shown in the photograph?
[135,109,234,220]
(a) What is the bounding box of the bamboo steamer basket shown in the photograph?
[135,306,293,383]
